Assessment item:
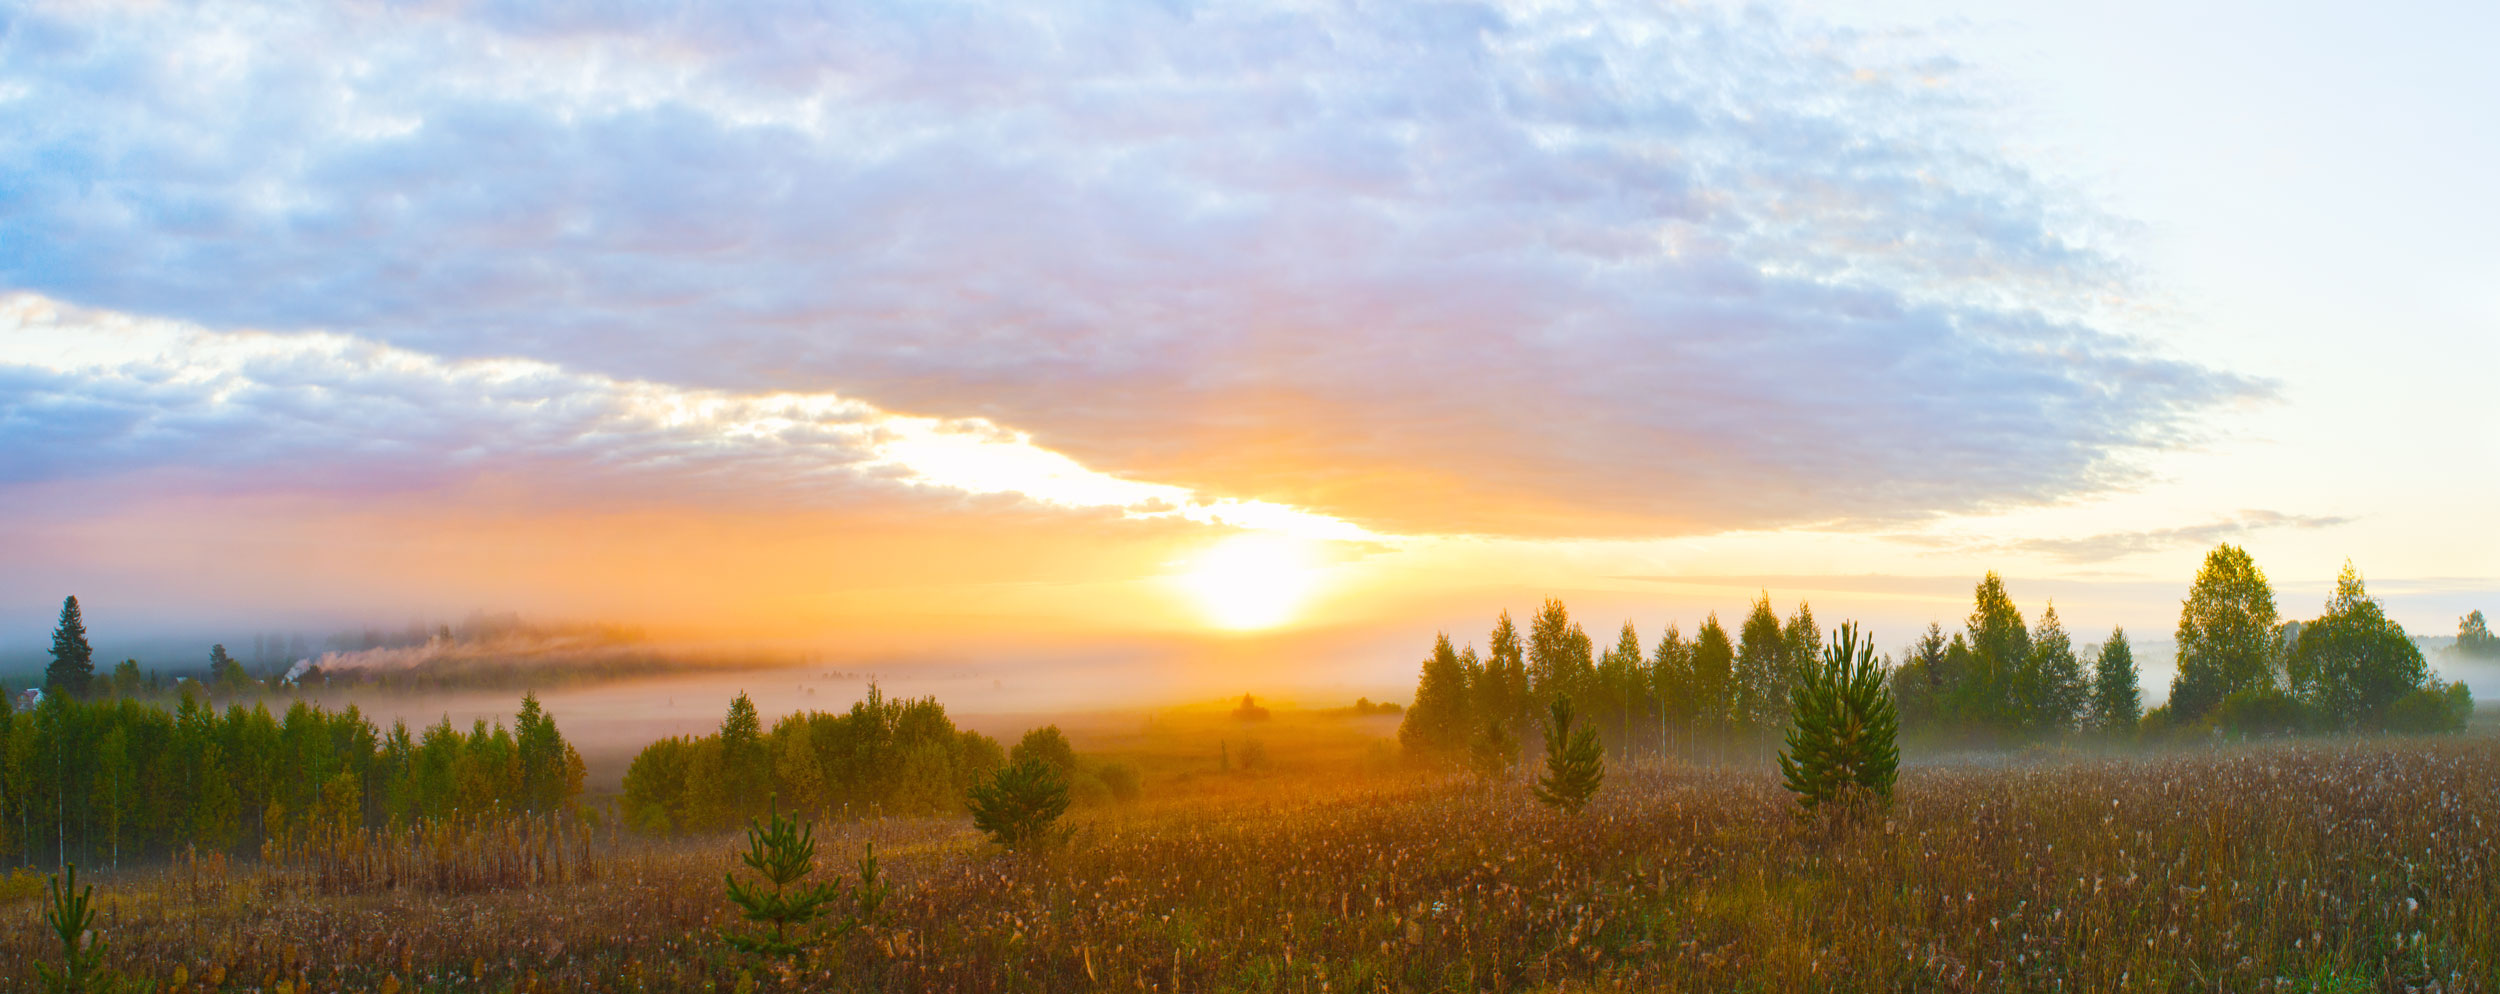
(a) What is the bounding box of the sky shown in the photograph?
[0,0,2492,706]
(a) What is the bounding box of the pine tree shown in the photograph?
[2027,603,2088,733]
[1530,697,1603,813]
[2089,627,2142,733]
[1778,622,1899,814]
[967,757,1069,849]
[37,863,110,993]
[722,799,842,958]
[45,597,93,698]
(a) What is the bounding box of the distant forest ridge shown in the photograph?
[0,612,829,693]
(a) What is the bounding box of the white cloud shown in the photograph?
[0,0,2259,536]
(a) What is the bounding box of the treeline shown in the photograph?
[1400,545,2475,763]
[623,687,1138,834]
[0,691,583,869]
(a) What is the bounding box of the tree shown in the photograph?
[1479,610,1528,734]
[1688,614,1735,747]
[2288,561,2427,730]
[37,864,112,994]
[208,645,252,696]
[1778,622,1899,814]
[1398,633,1472,759]
[1734,594,1786,733]
[1525,599,1585,709]
[2459,610,2500,659]
[2171,544,2280,720]
[1530,697,1603,813]
[1890,623,1950,729]
[967,757,1069,849]
[1965,573,2028,729]
[720,692,769,822]
[45,597,93,698]
[1650,623,1692,756]
[2026,603,2089,733]
[1010,725,1078,776]
[1467,718,1518,781]
[1595,621,1645,756]
[2089,627,2142,733]
[513,692,579,815]
[722,799,843,958]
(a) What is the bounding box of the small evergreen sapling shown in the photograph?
[722,800,841,958]
[1531,696,1604,813]
[1779,622,1901,815]
[968,757,1071,849]
[38,863,107,994]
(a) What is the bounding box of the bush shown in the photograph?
[1778,622,1899,814]
[1095,762,1141,803]
[2211,687,2312,738]
[967,758,1070,850]
[2378,681,2472,734]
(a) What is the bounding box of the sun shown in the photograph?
[1175,533,1321,631]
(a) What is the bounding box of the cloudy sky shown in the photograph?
[2,0,2492,704]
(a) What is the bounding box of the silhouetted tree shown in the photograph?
[45,597,93,698]
[1734,594,1786,735]
[2459,610,2500,659]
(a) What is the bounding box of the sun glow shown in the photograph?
[1176,533,1324,631]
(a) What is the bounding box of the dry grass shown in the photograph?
[3,736,2494,992]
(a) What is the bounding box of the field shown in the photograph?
[4,715,2496,993]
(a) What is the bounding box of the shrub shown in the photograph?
[722,801,843,959]
[968,758,1070,850]
[1095,762,1141,803]
[2379,681,2472,734]
[2211,687,2312,738]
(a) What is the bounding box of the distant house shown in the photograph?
[13,687,40,711]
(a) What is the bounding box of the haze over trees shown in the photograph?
[1399,546,2475,764]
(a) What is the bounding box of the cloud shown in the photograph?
[0,294,1369,540]
[1903,510,2356,564]
[0,0,2260,536]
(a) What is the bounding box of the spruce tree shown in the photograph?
[1778,622,1900,814]
[45,596,94,698]
[1531,696,1603,813]
[2089,627,2142,733]
[967,757,1069,849]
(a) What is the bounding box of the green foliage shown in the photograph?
[2089,627,2142,733]
[2459,610,2500,659]
[37,863,136,994]
[2211,687,2312,738]
[2289,562,2429,730]
[2379,681,2474,734]
[722,800,844,958]
[1525,598,1591,712]
[208,644,254,696]
[624,687,1003,834]
[2024,604,2090,733]
[1778,622,1900,814]
[0,692,572,868]
[967,757,1071,850]
[46,596,94,698]
[1011,725,1079,776]
[2171,544,2281,721]
[1467,718,1518,781]
[1734,593,1786,732]
[1476,610,1529,738]
[1688,615,1735,736]
[1531,697,1603,814]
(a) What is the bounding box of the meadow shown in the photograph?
[3,710,2493,993]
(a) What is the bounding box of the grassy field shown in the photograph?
[5,718,2495,992]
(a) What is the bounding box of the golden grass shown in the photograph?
[3,735,2494,992]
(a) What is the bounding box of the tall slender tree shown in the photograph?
[45,597,94,698]
[1689,614,1736,752]
[1734,593,1786,735]
[2027,603,2088,733]
[1965,573,2028,729]
[2089,627,2141,733]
